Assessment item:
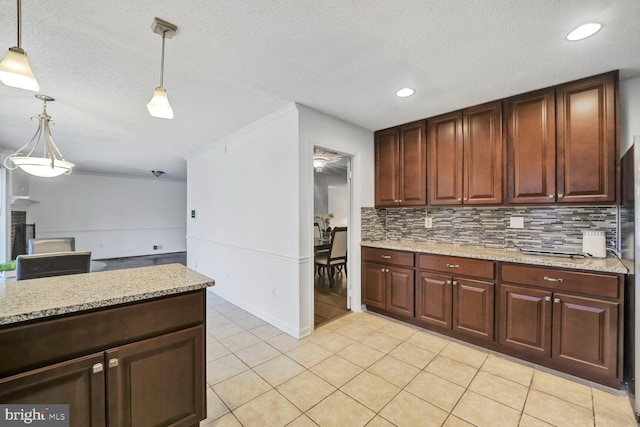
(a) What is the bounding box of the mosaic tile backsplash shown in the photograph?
[362,206,618,253]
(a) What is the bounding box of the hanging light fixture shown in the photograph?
[147,18,177,119]
[4,94,74,178]
[0,0,40,92]
[313,156,328,172]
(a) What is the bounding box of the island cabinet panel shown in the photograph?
[499,284,552,357]
[506,88,556,204]
[552,293,618,379]
[556,72,617,203]
[107,326,204,427]
[374,121,427,207]
[0,353,106,427]
[0,290,208,427]
[386,266,415,318]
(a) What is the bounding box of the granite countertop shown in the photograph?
[0,264,215,326]
[361,241,628,274]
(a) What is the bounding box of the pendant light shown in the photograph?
[4,94,74,178]
[0,0,40,91]
[147,18,177,119]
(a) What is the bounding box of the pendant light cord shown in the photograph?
[17,0,22,48]
[160,31,166,87]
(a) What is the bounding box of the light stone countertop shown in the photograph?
[0,264,215,326]
[362,241,628,274]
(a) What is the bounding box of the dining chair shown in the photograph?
[314,222,322,240]
[28,237,76,254]
[16,251,92,280]
[314,226,347,287]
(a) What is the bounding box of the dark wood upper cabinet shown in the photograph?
[429,102,502,205]
[463,101,503,204]
[375,121,427,207]
[506,88,556,204]
[556,72,617,203]
[428,111,463,205]
[374,128,399,207]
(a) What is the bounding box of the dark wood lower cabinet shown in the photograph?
[499,284,552,357]
[453,278,494,340]
[552,293,618,379]
[362,251,624,388]
[0,353,106,427]
[0,291,207,427]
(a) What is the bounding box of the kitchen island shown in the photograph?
[0,263,214,427]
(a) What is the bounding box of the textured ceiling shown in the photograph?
[1,0,639,179]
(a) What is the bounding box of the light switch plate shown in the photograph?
[425,216,433,228]
[510,216,524,229]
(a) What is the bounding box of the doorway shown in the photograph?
[313,147,351,326]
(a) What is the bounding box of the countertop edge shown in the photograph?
[0,281,214,326]
[361,241,628,274]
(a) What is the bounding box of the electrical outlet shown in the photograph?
[271,287,276,298]
[424,216,433,228]
[509,216,524,229]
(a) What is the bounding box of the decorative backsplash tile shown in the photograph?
[362,206,618,253]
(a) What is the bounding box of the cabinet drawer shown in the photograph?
[418,254,494,280]
[501,264,619,299]
[362,247,414,267]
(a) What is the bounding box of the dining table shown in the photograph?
[314,237,331,252]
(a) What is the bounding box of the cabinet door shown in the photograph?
[375,128,400,207]
[0,353,106,427]
[556,72,617,203]
[463,101,503,204]
[429,112,463,205]
[386,266,415,317]
[506,89,556,204]
[398,121,427,206]
[453,278,495,340]
[416,271,452,328]
[499,284,552,357]
[552,293,618,379]
[106,326,205,427]
[362,262,386,309]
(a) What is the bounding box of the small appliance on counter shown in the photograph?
[582,230,606,258]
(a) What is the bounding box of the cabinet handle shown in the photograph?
[446,263,459,269]
[92,363,104,374]
[386,269,390,273]
[457,198,462,202]
[398,200,403,203]
[463,197,467,201]
[381,268,386,272]
[381,255,391,259]
[543,276,563,283]
[554,298,561,304]
[452,281,458,286]
[108,358,119,368]
[557,193,564,199]
[548,194,555,199]
[446,280,452,285]
[544,296,551,302]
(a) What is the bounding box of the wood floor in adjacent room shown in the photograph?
[314,269,349,327]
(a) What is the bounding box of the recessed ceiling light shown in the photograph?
[396,88,415,98]
[566,23,602,41]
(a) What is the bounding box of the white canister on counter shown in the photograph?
[582,230,606,258]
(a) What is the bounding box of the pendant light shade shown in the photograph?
[147,86,173,119]
[0,1,41,92]
[147,18,177,119]
[4,95,74,178]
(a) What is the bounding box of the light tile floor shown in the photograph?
[201,290,637,427]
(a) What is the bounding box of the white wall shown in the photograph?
[186,104,302,336]
[298,104,374,335]
[620,76,640,156]
[26,172,186,259]
[186,103,373,338]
